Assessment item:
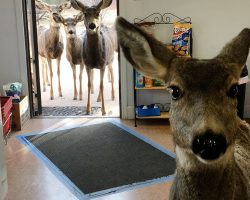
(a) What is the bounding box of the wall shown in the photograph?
[119,0,250,118]
[0,0,28,97]
[0,111,8,200]
[0,0,250,119]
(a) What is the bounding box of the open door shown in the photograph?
[24,0,121,118]
[23,0,42,116]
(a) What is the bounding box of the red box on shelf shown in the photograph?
[1,96,13,136]
[3,113,11,136]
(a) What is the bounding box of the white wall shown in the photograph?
[0,0,250,119]
[0,112,8,200]
[0,0,28,97]
[119,0,250,118]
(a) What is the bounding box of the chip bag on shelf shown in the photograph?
[172,22,192,57]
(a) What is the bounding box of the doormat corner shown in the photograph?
[17,121,176,199]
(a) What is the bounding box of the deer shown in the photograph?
[70,0,116,115]
[52,12,94,100]
[116,17,250,200]
[35,0,71,100]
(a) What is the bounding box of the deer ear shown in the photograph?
[75,12,84,23]
[96,0,112,10]
[59,1,71,11]
[35,0,51,11]
[70,0,86,11]
[52,13,64,24]
[116,17,177,80]
[215,28,250,75]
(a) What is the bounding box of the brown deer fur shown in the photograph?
[70,0,116,115]
[116,17,250,200]
[53,12,94,100]
[36,0,71,100]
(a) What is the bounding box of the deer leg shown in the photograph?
[108,65,112,82]
[57,56,63,97]
[86,67,91,115]
[108,64,115,101]
[71,63,77,100]
[100,67,106,115]
[97,87,101,102]
[90,69,94,94]
[45,60,50,86]
[97,68,101,102]
[79,63,84,101]
[41,57,46,92]
[47,59,54,100]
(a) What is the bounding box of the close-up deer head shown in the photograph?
[70,0,112,34]
[53,12,84,38]
[35,0,71,27]
[116,17,250,164]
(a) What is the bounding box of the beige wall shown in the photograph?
[0,110,7,200]
[119,0,250,118]
[0,0,250,118]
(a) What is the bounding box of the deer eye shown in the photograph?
[168,85,183,100]
[227,84,238,98]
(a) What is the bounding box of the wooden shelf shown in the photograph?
[135,86,167,90]
[136,111,170,119]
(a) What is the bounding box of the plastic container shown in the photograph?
[0,96,12,123]
[1,96,12,137]
[136,104,161,117]
[3,113,11,136]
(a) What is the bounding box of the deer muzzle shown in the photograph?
[89,23,96,30]
[192,131,227,160]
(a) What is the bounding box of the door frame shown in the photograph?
[22,0,42,117]
[23,0,123,118]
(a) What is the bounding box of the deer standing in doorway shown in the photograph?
[116,17,250,200]
[52,12,94,100]
[35,0,71,100]
[70,0,116,115]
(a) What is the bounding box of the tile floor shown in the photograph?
[4,118,174,200]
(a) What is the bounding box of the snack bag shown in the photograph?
[172,22,192,56]
[135,71,144,88]
[144,77,153,88]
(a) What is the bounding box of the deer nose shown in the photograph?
[192,131,227,160]
[68,30,74,34]
[89,23,96,30]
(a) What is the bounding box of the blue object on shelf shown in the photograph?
[136,104,161,117]
[135,71,144,88]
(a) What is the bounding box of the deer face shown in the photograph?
[116,17,250,164]
[53,12,84,38]
[35,0,71,27]
[70,0,112,34]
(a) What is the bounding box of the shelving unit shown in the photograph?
[133,12,192,127]
[136,111,170,119]
[135,86,167,90]
[133,70,170,127]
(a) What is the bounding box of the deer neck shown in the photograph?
[48,25,60,45]
[67,37,77,52]
[86,32,101,49]
[174,145,237,200]
[84,31,105,68]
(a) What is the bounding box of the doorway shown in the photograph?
[24,0,120,118]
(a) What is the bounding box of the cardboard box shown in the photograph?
[12,96,29,130]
